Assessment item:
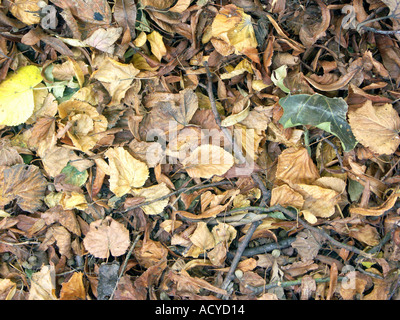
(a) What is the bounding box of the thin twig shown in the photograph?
[240,237,296,256]
[218,220,262,299]
[277,205,373,259]
[118,180,233,213]
[109,232,142,300]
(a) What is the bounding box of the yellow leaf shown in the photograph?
[271,184,304,209]
[294,184,340,218]
[211,5,258,59]
[147,31,167,61]
[28,265,58,300]
[133,31,147,47]
[190,222,216,251]
[0,65,43,126]
[220,59,253,80]
[105,147,149,197]
[181,144,234,179]
[60,191,88,210]
[60,272,86,300]
[131,182,170,215]
[221,106,250,127]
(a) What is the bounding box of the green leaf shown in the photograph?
[279,94,357,152]
[60,163,88,187]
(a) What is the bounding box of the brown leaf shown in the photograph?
[348,100,400,155]
[113,0,137,40]
[299,0,330,47]
[181,144,234,179]
[83,217,130,259]
[51,0,112,25]
[60,272,86,300]
[0,164,47,213]
[276,147,320,185]
[134,238,168,269]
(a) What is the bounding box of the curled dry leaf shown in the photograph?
[83,216,130,259]
[58,100,108,152]
[348,100,400,155]
[181,144,234,179]
[28,265,57,300]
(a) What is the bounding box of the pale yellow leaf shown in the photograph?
[105,147,149,197]
[131,182,170,215]
[181,144,234,179]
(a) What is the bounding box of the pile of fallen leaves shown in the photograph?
[1,0,400,300]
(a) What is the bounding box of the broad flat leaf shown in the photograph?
[0,164,47,213]
[147,31,167,61]
[83,27,122,54]
[9,0,41,25]
[189,222,216,251]
[105,147,149,197]
[348,100,400,155]
[60,163,88,187]
[270,184,304,209]
[276,147,320,185]
[114,0,137,39]
[181,144,234,179]
[91,57,139,106]
[83,217,130,259]
[279,94,357,152]
[51,0,112,25]
[0,65,43,126]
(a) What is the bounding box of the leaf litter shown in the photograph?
[0,0,400,301]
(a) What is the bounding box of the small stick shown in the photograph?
[277,205,373,259]
[109,232,142,300]
[119,180,233,213]
[218,220,262,299]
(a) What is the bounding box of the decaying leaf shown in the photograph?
[0,164,47,213]
[131,183,170,215]
[348,100,400,155]
[276,147,320,185]
[181,144,234,179]
[58,100,108,152]
[83,216,130,259]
